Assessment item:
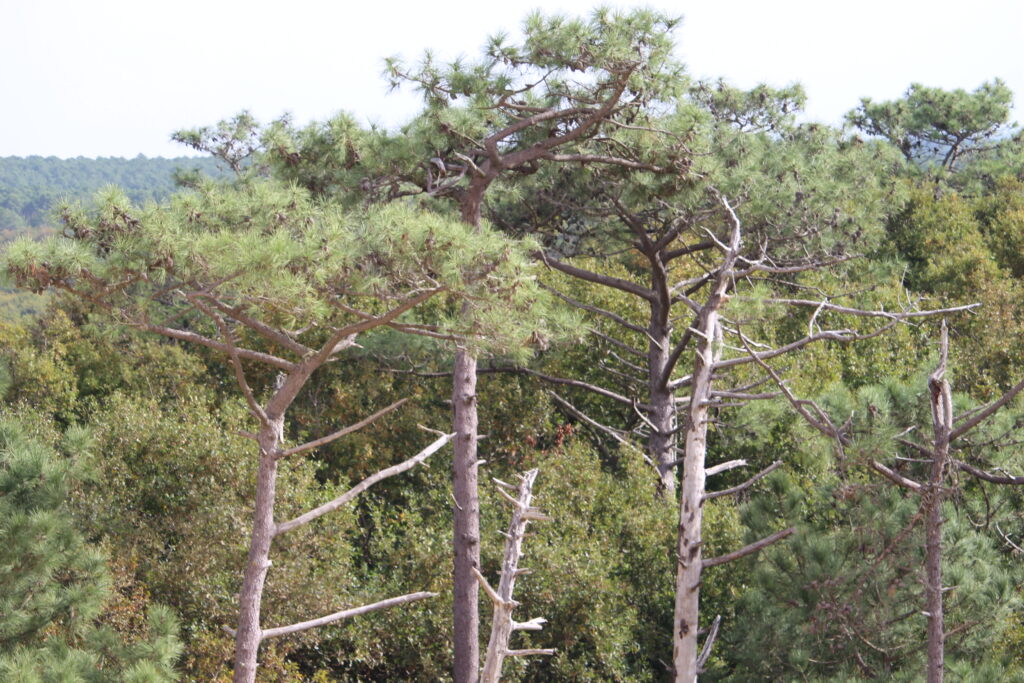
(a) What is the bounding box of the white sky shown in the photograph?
[2,0,1022,158]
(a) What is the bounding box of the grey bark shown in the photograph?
[672,194,741,682]
[478,470,554,682]
[925,326,952,683]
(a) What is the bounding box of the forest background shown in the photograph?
[4,7,1024,683]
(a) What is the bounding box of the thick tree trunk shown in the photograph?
[453,349,481,683]
[233,419,283,683]
[452,181,491,683]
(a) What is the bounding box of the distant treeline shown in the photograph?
[0,155,224,238]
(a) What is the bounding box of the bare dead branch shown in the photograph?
[950,375,1024,442]
[541,253,656,302]
[717,322,898,371]
[589,327,646,358]
[696,614,722,673]
[277,398,409,459]
[869,460,924,491]
[274,432,454,536]
[259,591,437,641]
[547,391,654,465]
[539,282,647,334]
[955,460,1024,485]
[516,368,640,407]
[702,527,796,568]
[706,459,747,477]
[143,322,296,371]
[196,295,314,357]
[737,297,979,320]
[703,461,782,501]
[188,294,269,425]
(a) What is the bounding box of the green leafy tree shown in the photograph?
[239,9,687,679]
[847,80,1016,174]
[0,415,182,681]
[3,178,557,682]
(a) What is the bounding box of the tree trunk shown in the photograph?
[671,312,715,682]
[233,419,283,683]
[479,469,554,682]
[452,180,491,683]
[672,199,738,681]
[925,333,952,683]
[924,480,945,683]
[453,348,481,683]
[649,318,677,498]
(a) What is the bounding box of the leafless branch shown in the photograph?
[950,375,1024,442]
[259,591,437,640]
[540,253,655,302]
[955,460,1024,485]
[706,459,747,477]
[702,527,796,568]
[868,460,924,491]
[703,461,782,501]
[274,432,454,536]
[696,614,722,673]
[276,398,409,459]
[142,322,296,371]
[188,294,269,425]
[539,282,647,334]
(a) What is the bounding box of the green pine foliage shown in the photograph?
[3,8,1024,680]
[0,415,182,681]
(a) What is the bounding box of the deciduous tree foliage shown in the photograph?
[3,177,561,681]
[4,7,1024,681]
[0,416,182,681]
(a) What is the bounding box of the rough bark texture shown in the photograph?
[452,179,490,683]
[453,348,481,683]
[479,470,554,682]
[233,419,283,683]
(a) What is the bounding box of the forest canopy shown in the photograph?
[2,8,1024,683]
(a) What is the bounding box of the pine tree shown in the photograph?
[0,416,182,681]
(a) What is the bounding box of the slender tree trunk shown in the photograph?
[648,309,677,497]
[925,333,952,683]
[452,181,490,683]
[672,312,715,682]
[453,348,481,683]
[672,198,739,681]
[924,481,945,683]
[479,469,554,682]
[233,418,283,683]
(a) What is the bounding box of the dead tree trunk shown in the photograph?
[672,195,740,682]
[476,470,554,683]
[925,328,952,683]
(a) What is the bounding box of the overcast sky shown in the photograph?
[3,0,1022,158]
